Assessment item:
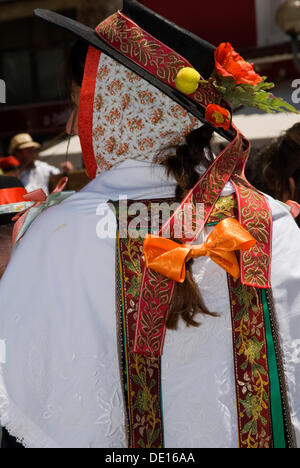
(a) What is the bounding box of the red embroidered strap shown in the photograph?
[134,129,272,356]
[160,131,243,242]
[228,275,273,448]
[134,131,244,356]
[207,194,237,224]
[232,175,272,288]
[96,11,221,109]
[229,138,272,288]
[116,206,164,448]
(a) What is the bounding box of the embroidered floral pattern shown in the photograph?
[208,194,237,223]
[160,133,243,242]
[134,133,272,360]
[116,201,166,448]
[91,53,202,175]
[231,175,272,288]
[107,79,123,95]
[95,94,103,111]
[228,276,273,448]
[115,197,275,449]
[151,109,163,124]
[96,11,221,108]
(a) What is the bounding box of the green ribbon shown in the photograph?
[261,289,286,448]
[0,201,34,215]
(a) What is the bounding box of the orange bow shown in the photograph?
[143,218,256,282]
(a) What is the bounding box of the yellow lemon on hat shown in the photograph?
[175,67,201,95]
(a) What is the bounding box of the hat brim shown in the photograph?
[15,142,41,151]
[34,9,235,143]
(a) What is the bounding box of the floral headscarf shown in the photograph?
[78,46,202,179]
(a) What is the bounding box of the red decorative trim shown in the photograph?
[116,201,164,448]
[0,187,26,205]
[160,130,243,242]
[232,176,272,289]
[96,11,221,109]
[94,10,273,353]
[134,132,244,356]
[134,129,273,357]
[78,46,100,180]
[230,134,272,288]
[228,275,273,448]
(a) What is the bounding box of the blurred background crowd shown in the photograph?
[0,0,300,206]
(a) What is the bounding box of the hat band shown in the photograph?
[0,187,27,206]
[95,11,221,111]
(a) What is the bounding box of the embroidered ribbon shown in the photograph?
[12,177,75,249]
[116,198,293,448]
[286,200,300,219]
[228,275,274,448]
[116,228,164,448]
[144,218,256,283]
[134,128,272,357]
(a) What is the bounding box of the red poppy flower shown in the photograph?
[205,104,231,131]
[215,43,262,86]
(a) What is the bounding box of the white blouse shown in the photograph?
[0,159,299,448]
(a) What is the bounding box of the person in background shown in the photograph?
[8,133,74,194]
[246,122,300,226]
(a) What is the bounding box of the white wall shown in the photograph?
[255,0,288,46]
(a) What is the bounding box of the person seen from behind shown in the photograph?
[8,133,74,194]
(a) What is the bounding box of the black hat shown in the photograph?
[0,176,28,225]
[34,0,234,142]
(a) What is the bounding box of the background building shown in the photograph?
[0,0,121,157]
[0,0,299,160]
[140,0,300,147]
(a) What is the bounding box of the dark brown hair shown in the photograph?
[246,123,300,227]
[160,125,219,329]
[68,40,218,329]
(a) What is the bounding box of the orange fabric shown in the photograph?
[143,217,256,282]
[0,187,26,205]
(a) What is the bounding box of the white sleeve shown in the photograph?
[267,195,300,446]
[49,165,60,176]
